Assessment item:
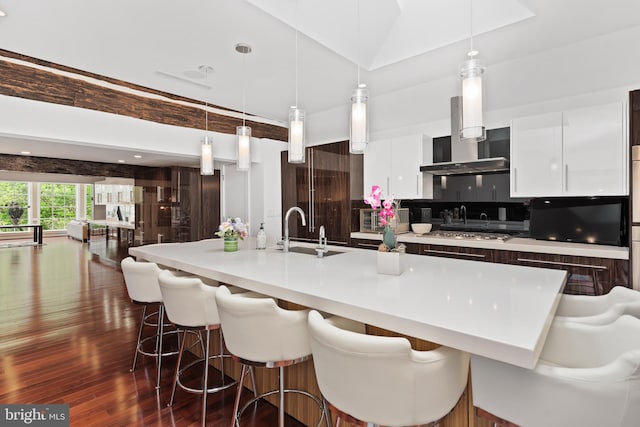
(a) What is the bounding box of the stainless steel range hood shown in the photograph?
[420,157,509,175]
[420,97,509,176]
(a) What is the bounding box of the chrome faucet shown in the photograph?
[280,207,306,252]
[316,225,328,258]
[460,204,467,225]
[480,212,489,226]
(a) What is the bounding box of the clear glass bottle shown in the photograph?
[256,222,267,250]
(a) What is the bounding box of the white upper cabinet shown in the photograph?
[363,134,432,200]
[562,102,626,196]
[511,112,563,197]
[511,102,627,198]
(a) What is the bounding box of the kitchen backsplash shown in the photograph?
[399,200,529,226]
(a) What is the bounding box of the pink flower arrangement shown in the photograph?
[364,185,396,226]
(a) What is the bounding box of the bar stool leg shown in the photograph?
[202,329,211,427]
[249,366,257,398]
[231,365,248,427]
[169,329,188,406]
[219,328,225,383]
[278,366,285,427]
[155,304,165,389]
[130,305,147,372]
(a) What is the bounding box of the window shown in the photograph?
[39,184,77,231]
[85,184,93,220]
[0,182,29,228]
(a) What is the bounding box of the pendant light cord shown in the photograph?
[242,53,246,127]
[295,7,299,108]
[469,0,474,54]
[205,72,208,133]
[356,0,361,85]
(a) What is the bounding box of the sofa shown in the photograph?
[66,220,88,242]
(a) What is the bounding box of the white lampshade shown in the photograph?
[288,107,305,163]
[460,56,486,141]
[350,84,368,154]
[200,135,214,175]
[236,126,251,171]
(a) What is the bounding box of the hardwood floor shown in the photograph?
[0,237,304,426]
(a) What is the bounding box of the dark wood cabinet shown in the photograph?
[351,238,381,251]
[508,251,627,296]
[349,236,629,295]
[135,166,220,244]
[282,141,359,245]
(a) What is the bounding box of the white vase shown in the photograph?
[377,251,403,275]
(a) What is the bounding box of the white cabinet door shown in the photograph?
[364,135,431,199]
[390,134,423,199]
[510,112,563,197]
[363,139,391,198]
[562,102,626,196]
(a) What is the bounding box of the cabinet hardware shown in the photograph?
[357,242,380,249]
[416,175,419,195]
[513,168,517,193]
[516,258,607,270]
[424,249,485,258]
[564,164,568,192]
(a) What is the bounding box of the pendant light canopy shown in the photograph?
[460,0,486,142]
[235,43,252,171]
[200,65,214,175]
[349,0,368,154]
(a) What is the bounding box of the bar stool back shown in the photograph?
[215,285,329,427]
[158,270,236,427]
[308,310,469,427]
[472,315,640,427]
[121,256,178,389]
[555,286,640,325]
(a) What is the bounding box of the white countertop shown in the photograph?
[351,232,629,260]
[130,238,567,369]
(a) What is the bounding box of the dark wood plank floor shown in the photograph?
[0,237,304,426]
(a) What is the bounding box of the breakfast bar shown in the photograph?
[130,238,567,369]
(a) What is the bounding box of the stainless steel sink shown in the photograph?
[287,246,344,257]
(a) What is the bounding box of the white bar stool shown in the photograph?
[215,285,329,427]
[121,256,180,389]
[472,315,640,427]
[308,310,469,427]
[158,271,239,427]
[554,286,640,325]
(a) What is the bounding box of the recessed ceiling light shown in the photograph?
[117,159,125,163]
[133,155,142,159]
[20,151,31,155]
[235,43,252,54]
[0,10,7,17]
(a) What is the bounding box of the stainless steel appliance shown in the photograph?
[359,208,410,233]
[430,230,512,242]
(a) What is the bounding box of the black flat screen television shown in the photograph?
[529,197,627,247]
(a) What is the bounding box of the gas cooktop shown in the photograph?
[429,231,513,242]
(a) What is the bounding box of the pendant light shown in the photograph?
[236,43,252,172]
[349,0,368,154]
[288,3,305,164]
[200,66,214,175]
[460,0,486,142]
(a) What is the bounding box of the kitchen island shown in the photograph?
[130,238,567,369]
